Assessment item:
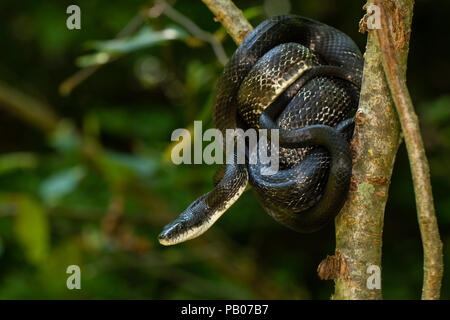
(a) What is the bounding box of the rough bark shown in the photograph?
[201,0,253,44]
[330,0,415,300]
[373,0,443,299]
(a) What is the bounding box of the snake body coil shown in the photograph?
[159,15,363,245]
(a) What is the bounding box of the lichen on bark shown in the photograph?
[331,0,414,300]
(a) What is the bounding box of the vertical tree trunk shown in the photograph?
[329,0,414,299]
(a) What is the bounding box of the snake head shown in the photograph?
[158,169,248,246]
[158,194,212,246]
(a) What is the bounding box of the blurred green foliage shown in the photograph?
[0,0,448,299]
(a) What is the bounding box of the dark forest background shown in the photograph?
[0,0,448,299]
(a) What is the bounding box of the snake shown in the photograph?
[158,14,363,246]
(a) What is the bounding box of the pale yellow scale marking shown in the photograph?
[159,171,249,246]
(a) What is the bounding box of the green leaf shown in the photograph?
[48,121,82,154]
[87,25,188,55]
[0,153,37,175]
[76,52,112,68]
[94,108,175,141]
[105,151,158,177]
[185,60,215,92]
[40,166,86,205]
[39,238,83,297]
[13,196,49,265]
[242,6,264,20]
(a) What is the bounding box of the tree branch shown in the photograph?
[0,81,60,133]
[59,13,145,96]
[373,0,443,300]
[328,0,405,296]
[201,0,253,45]
[153,0,228,65]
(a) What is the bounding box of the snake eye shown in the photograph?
[158,220,184,246]
[158,194,211,246]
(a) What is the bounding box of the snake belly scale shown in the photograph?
[159,14,363,246]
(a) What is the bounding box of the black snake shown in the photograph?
[159,15,363,245]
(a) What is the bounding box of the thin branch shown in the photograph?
[330,0,421,300]
[201,0,253,45]
[59,14,145,96]
[153,1,228,65]
[0,81,60,132]
[0,80,119,189]
[374,0,443,300]
[61,1,232,95]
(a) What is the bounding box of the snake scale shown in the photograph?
[159,14,363,246]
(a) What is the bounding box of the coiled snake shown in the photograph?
[159,15,363,246]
